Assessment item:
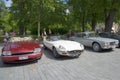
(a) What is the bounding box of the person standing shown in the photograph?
[3,37,8,43]
[11,31,16,37]
[48,28,52,39]
[42,28,47,40]
[5,31,9,40]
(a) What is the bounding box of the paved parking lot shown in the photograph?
[0,45,120,80]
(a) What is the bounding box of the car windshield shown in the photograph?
[76,32,98,38]
[50,36,61,41]
[9,36,33,42]
[88,33,96,37]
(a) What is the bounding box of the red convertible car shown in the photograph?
[1,36,42,63]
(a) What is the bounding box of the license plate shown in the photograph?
[19,56,28,60]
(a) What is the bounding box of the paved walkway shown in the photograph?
[0,45,120,80]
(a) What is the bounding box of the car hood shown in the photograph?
[2,41,40,54]
[53,40,84,51]
[88,37,118,42]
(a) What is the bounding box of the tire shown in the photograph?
[53,47,60,58]
[75,53,81,58]
[37,57,42,60]
[3,61,9,64]
[92,43,101,52]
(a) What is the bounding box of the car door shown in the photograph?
[78,33,90,47]
[73,33,85,45]
[81,37,93,47]
[80,33,96,47]
[44,40,53,50]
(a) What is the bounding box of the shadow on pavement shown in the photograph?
[84,46,114,53]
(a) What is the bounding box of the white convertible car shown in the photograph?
[43,36,84,58]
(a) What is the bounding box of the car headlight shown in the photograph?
[104,42,109,48]
[116,41,119,44]
[3,51,12,56]
[34,48,41,53]
[104,42,109,46]
[59,45,66,50]
[80,44,84,49]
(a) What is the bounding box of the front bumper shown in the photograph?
[57,50,84,57]
[1,53,42,63]
[102,44,118,49]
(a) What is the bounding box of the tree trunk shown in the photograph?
[105,9,116,32]
[104,0,117,32]
[19,24,24,35]
[91,13,96,31]
[24,26,26,35]
[18,0,25,35]
[82,15,85,32]
[38,14,40,38]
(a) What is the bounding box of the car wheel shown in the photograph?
[37,57,42,60]
[75,53,81,58]
[92,43,101,52]
[2,61,9,64]
[53,47,60,58]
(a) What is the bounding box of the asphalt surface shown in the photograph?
[0,44,120,80]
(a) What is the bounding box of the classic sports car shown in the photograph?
[43,36,84,58]
[99,32,120,47]
[69,32,119,52]
[1,36,42,63]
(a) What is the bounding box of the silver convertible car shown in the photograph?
[43,36,84,58]
[69,32,119,52]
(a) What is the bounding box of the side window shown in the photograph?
[104,33,108,37]
[82,34,87,38]
[99,33,104,37]
[78,34,82,37]
[100,33,108,37]
[76,33,82,37]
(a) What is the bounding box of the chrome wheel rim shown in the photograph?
[93,43,100,52]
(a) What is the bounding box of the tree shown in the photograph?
[2,0,120,35]
[68,0,120,32]
[104,0,120,32]
[0,0,5,29]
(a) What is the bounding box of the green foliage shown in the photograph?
[0,0,5,29]
[49,24,68,35]
[85,23,92,31]
[1,0,120,35]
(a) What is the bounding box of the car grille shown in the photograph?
[110,42,115,45]
[68,50,83,54]
[12,52,33,56]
